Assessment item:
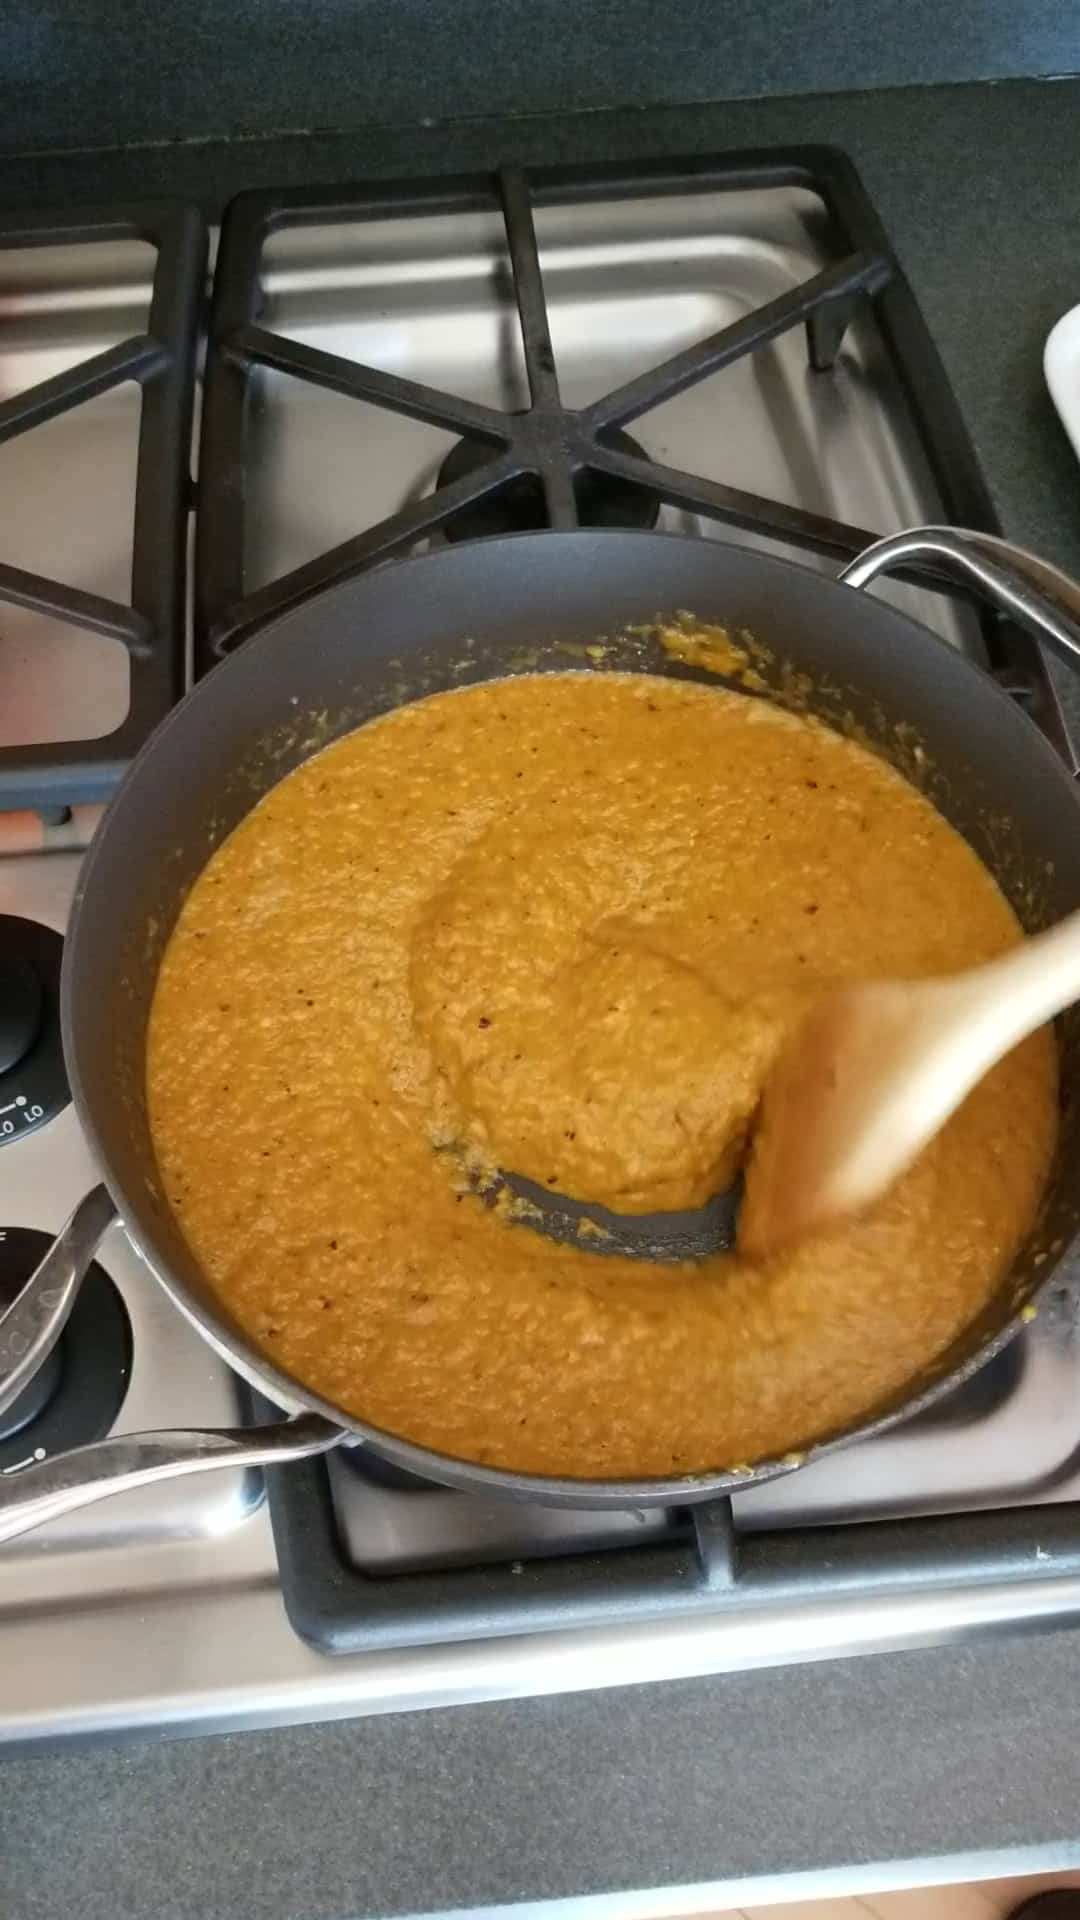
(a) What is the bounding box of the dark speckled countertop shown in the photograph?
[4,74,1080,1920]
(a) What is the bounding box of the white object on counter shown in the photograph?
[1046,302,1080,462]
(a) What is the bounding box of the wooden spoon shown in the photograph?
[738,909,1080,1259]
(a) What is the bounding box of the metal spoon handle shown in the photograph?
[0,1184,117,1420]
[0,1413,343,1544]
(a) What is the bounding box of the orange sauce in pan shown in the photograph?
[146,672,1057,1478]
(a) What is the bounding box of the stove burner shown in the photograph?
[0,1228,131,1469]
[0,917,69,1145]
[435,428,660,544]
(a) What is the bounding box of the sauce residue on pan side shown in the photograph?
[146,671,1057,1479]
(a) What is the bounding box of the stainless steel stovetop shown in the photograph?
[4,161,1080,1748]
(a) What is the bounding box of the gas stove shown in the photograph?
[5,151,1080,1748]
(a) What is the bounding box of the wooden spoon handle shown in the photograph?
[956,907,1080,1055]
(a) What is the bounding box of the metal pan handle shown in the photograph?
[840,525,1080,674]
[0,1185,345,1544]
[0,1414,342,1545]
[0,1184,117,1421]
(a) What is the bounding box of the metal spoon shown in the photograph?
[493,1169,739,1261]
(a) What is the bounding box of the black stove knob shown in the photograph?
[0,1338,61,1442]
[0,1228,63,1441]
[0,917,70,1145]
[0,951,43,1075]
[0,1227,131,1467]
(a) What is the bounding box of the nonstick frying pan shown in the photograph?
[4,522,1080,1543]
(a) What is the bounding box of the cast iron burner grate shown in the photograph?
[197,153,1068,762]
[0,202,206,812]
[435,425,661,541]
[197,161,894,667]
[263,1431,1080,1656]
